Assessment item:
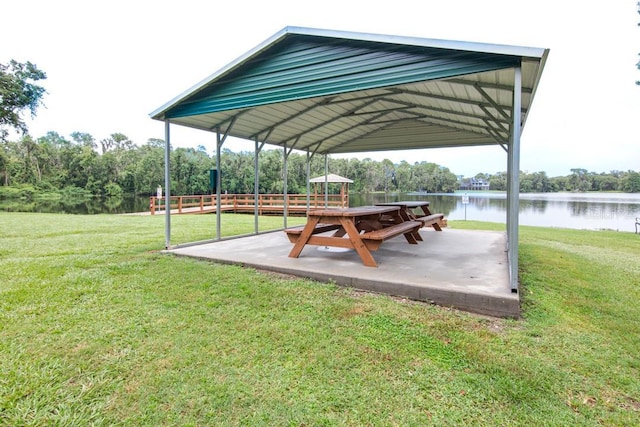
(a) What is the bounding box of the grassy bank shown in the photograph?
[1,212,638,426]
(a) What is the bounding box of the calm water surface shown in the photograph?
[3,192,640,232]
[350,192,640,233]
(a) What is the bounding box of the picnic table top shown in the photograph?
[307,206,400,217]
[375,201,430,208]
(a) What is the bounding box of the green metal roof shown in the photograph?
[163,37,519,118]
[151,26,548,155]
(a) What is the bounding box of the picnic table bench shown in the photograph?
[415,213,445,229]
[376,201,445,232]
[359,220,422,249]
[284,223,342,243]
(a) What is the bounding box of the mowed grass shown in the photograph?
[1,212,639,426]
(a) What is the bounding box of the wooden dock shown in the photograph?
[149,193,348,215]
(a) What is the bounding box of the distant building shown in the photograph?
[459,177,490,191]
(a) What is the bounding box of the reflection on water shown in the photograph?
[350,192,640,232]
[0,195,150,215]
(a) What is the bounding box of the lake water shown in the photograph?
[350,192,640,233]
[2,192,640,233]
[0,195,150,215]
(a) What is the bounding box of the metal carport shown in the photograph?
[150,26,549,293]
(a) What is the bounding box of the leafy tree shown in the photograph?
[0,60,47,141]
[438,166,458,192]
[13,135,41,185]
[362,158,384,192]
[133,138,165,195]
[394,161,412,192]
[285,153,310,194]
[488,172,507,191]
[36,131,69,188]
[380,159,396,192]
[335,158,367,193]
[170,147,212,195]
[258,149,285,193]
[550,175,569,192]
[0,147,8,185]
[530,171,552,192]
[568,168,591,192]
[220,149,255,194]
[61,138,99,190]
[592,173,619,192]
[622,171,640,192]
[411,161,457,193]
[71,131,96,149]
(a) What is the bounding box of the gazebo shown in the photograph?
[309,173,353,208]
[151,26,549,293]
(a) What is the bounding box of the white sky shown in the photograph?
[3,0,639,177]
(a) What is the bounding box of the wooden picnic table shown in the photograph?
[375,201,445,233]
[285,206,422,267]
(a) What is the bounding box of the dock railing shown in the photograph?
[149,193,348,215]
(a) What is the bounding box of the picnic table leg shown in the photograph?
[405,210,424,241]
[340,218,378,267]
[288,216,320,258]
[393,209,422,242]
[420,205,433,216]
[419,205,442,231]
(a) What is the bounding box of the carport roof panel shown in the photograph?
[151,26,548,154]
[161,36,520,118]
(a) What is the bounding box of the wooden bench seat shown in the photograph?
[415,213,445,231]
[361,220,421,242]
[284,223,342,243]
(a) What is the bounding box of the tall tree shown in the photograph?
[0,147,9,185]
[622,170,640,192]
[133,138,165,195]
[569,168,591,192]
[71,131,96,149]
[489,172,507,191]
[0,60,47,141]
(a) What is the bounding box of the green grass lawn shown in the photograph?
[1,212,639,426]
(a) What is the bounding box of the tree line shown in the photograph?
[476,168,640,193]
[1,131,639,197]
[0,131,460,197]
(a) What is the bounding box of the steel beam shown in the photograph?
[283,142,288,228]
[507,65,522,292]
[215,130,222,240]
[164,120,171,249]
[306,151,311,210]
[254,138,260,233]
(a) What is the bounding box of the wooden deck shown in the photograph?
[149,193,348,215]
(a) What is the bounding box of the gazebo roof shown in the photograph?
[309,174,353,184]
[151,26,548,155]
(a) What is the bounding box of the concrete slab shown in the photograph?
[167,228,519,318]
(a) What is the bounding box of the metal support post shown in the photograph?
[164,120,171,249]
[508,65,522,292]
